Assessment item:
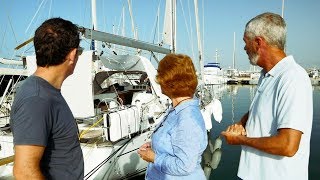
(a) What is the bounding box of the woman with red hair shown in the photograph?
[138,54,207,179]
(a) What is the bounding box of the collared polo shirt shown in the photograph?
[238,56,313,180]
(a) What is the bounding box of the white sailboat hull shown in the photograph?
[0,131,151,180]
[82,131,151,180]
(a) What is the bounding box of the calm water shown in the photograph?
[209,85,320,180]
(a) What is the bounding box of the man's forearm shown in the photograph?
[238,129,302,157]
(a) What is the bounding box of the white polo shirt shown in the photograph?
[238,56,313,180]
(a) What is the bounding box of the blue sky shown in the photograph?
[1,0,319,70]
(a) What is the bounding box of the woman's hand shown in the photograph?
[138,142,155,163]
[139,142,151,151]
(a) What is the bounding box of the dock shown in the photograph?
[226,77,258,85]
[227,77,320,86]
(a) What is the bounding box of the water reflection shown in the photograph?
[204,84,257,99]
[204,84,257,123]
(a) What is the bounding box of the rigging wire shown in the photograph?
[149,0,161,61]
[127,0,137,40]
[7,16,17,44]
[0,21,8,53]
[187,0,195,60]
[48,0,52,19]
[116,3,125,36]
[25,0,46,33]
[0,0,15,55]
[84,139,131,180]
[179,0,194,58]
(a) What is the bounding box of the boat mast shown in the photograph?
[162,0,176,53]
[172,0,176,53]
[91,0,99,52]
[215,49,219,63]
[91,0,97,39]
[194,0,204,80]
[232,32,236,69]
[281,0,285,18]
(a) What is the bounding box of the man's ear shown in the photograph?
[255,36,267,47]
[67,48,77,65]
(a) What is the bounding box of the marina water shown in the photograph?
[209,85,320,180]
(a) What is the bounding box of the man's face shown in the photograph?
[243,34,259,66]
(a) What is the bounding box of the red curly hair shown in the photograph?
[156,54,198,98]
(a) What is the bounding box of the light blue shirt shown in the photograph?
[146,99,207,180]
[238,56,313,180]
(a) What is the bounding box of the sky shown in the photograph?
[0,0,319,70]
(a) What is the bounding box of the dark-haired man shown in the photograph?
[11,17,84,180]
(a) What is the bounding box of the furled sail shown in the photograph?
[162,0,176,49]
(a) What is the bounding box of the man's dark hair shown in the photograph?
[34,17,80,67]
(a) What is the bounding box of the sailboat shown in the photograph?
[0,58,27,129]
[0,0,223,179]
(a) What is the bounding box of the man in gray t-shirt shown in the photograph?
[10,18,84,179]
[11,76,84,179]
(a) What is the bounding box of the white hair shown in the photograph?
[245,12,287,50]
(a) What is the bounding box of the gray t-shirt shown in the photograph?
[11,76,84,180]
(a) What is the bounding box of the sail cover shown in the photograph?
[100,54,140,70]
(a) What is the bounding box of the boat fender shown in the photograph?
[210,148,222,170]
